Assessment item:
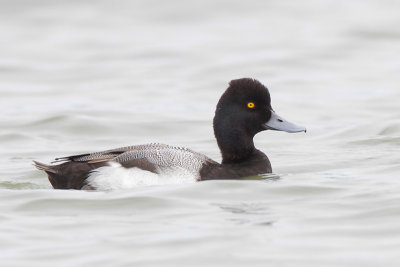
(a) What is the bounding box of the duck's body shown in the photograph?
[34,78,305,190]
[34,143,270,190]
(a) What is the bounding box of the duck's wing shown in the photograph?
[53,143,217,173]
[113,144,218,174]
[52,143,169,163]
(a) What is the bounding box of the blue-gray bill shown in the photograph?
[263,110,306,133]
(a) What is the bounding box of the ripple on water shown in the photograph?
[0,181,43,190]
[349,136,400,146]
[378,122,400,136]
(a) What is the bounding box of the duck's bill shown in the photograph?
[263,110,306,133]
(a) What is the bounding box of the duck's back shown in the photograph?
[34,143,218,190]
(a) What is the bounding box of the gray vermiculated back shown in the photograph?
[59,143,215,174]
[114,144,215,173]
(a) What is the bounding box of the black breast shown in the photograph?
[199,149,271,180]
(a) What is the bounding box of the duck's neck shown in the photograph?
[214,127,256,164]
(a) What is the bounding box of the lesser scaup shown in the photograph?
[34,78,305,190]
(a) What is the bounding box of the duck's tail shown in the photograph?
[33,161,58,173]
[33,160,67,189]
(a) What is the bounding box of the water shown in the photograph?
[1,0,400,266]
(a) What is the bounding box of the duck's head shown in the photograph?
[213,78,305,161]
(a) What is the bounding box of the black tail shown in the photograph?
[33,161,57,173]
[33,160,107,189]
[33,160,67,189]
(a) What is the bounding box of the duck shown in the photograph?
[33,78,306,190]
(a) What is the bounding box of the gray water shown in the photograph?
[1,0,400,266]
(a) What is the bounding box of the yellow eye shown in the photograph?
[247,102,255,109]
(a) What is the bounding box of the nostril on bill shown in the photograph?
[277,119,283,122]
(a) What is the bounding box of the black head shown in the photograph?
[213,78,306,163]
[214,78,272,137]
[213,78,273,162]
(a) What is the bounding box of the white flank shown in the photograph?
[86,162,197,190]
